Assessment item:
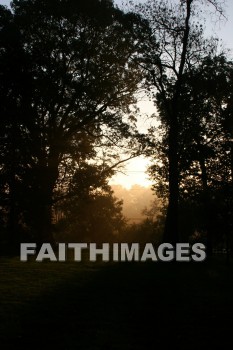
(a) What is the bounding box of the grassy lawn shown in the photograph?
[0,255,233,349]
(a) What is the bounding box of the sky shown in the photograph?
[1,0,232,189]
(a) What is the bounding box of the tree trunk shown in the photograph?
[229,138,233,260]
[199,150,212,256]
[34,199,54,246]
[163,113,179,244]
[7,131,19,251]
[31,155,59,246]
[7,173,19,252]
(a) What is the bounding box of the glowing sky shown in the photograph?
[108,99,157,189]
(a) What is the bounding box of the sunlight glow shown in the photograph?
[109,98,156,189]
[109,156,154,189]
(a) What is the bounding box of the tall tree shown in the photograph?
[133,0,224,243]
[0,5,30,247]
[0,0,142,245]
[176,55,233,252]
[148,54,233,251]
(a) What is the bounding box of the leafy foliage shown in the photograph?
[54,163,126,243]
[0,0,142,244]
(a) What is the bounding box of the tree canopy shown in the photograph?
[0,0,142,246]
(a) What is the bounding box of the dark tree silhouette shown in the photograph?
[0,5,31,247]
[0,0,142,245]
[54,163,126,243]
[148,54,233,252]
[133,0,225,243]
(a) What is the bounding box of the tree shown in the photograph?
[0,5,31,247]
[0,0,142,245]
[176,55,233,252]
[133,0,225,243]
[148,54,233,252]
[54,163,126,243]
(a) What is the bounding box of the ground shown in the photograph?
[0,255,233,349]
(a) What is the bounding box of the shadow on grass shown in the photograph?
[1,258,233,349]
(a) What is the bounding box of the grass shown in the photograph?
[0,255,233,349]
